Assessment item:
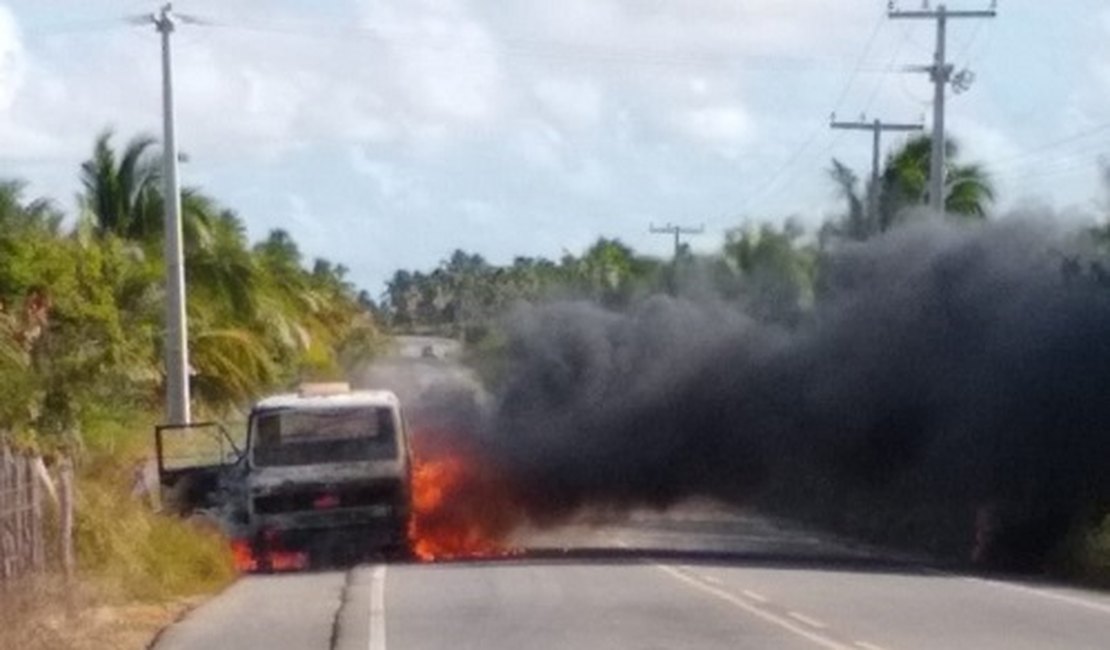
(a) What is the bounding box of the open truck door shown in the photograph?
[155,421,244,516]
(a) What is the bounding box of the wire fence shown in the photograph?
[0,448,73,585]
[0,447,43,581]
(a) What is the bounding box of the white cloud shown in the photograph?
[0,0,1091,289]
[0,5,22,111]
[532,77,603,129]
[358,0,505,126]
[510,118,565,170]
[674,105,751,149]
[0,0,874,175]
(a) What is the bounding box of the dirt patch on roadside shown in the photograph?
[0,578,205,650]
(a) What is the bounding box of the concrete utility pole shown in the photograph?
[650,223,705,262]
[889,1,996,214]
[145,4,190,425]
[830,116,923,224]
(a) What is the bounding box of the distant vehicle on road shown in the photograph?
[155,383,413,569]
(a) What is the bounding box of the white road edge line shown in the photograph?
[788,611,829,629]
[927,567,1110,618]
[743,589,769,603]
[963,576,1110,616]
[855,642,887,650]
[369,564,387,650]
[655,564,852,650]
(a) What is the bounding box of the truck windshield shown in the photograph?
[251,406,398,467]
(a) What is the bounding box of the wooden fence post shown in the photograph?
[29,455,43,572]
[15,452,25,578]
[58,457,75,582]
[1,446,13,582]
[1,447,9,581]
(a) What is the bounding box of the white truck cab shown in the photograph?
[156,383,413,568]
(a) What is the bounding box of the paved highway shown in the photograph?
[155,340,1110,649]
[154,511,1110,650]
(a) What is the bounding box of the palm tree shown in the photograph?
[827,160,871,240]
[724,221,815,321]
[80,129,215,244]
[80,130,161,239]
[880,135,995,220]
[827,135,996,241]
[186,209,259,319]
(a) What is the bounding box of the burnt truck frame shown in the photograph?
[156,386,414,567]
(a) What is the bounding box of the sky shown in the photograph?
[0,1,1108,294]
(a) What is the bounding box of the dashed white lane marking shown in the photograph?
[788,611,829,629]
[655,564,853,650]
[702,575,723,585]
[855,641,887,650]
[743,589,769,603]
[369,565,387,650]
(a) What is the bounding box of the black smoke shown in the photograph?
[482,219,1110,568]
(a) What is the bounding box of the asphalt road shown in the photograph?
[153,511,1110,650]
[153,340,1110,648]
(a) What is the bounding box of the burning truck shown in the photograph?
[156,383,414,570]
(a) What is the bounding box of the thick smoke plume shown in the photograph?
[457,219,1110,567]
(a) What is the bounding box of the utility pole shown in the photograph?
[650,223,705,262]
[140,4,191,425]
[889,1,996,214]
[830,115,923,224]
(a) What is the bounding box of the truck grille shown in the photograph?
[253,482,402,515]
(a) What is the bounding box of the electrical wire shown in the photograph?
[985,121,1110,171]
[197,18,900,74]
[731,12,888,217]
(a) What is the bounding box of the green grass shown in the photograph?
[73,407,236,602]
[76,462,235,601]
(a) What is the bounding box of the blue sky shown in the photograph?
[0,1,1108,294]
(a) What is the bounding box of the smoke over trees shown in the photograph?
[483,220,1110,564]
[380,137,1110,572]
[389,216,1110,571]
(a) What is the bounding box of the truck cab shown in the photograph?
[156,383,413,568]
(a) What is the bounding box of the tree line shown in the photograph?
[381,134,996,333]
[0,130,381,447]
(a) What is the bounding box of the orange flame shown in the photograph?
[407,432,522,561]
[231,538,256,573]
[229,537,308,573]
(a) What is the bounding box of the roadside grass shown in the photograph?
[0,407,236,650]
[76,407,236,601]
[75,470,235,601]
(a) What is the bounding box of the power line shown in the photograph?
[860,23,915,116]
[993,159,1104,187]
[991,152,1108,181]
[734,11,889,217]
[829,16,887,116]
[200,19,902,74]
[988,143,1110,179]
[20,19,129,36]
[984,121,1110,170]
